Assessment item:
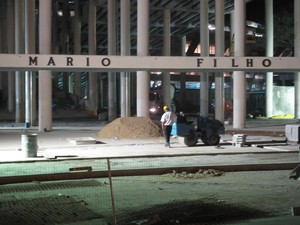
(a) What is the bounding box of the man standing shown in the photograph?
[160,106,175,147]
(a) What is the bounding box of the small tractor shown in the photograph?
[176,115,225,147]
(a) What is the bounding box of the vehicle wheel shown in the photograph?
[201,137,209,145]
[184,130,198,147]
[207,134,220,146]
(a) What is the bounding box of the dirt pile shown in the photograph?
[97,117,162,139]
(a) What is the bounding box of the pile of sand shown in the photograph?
[97,117,162,139]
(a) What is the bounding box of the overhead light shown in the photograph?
[247,21,260,28]
[57,10,63,16]
[70,10,75,17]
[57,10,75,17]
[208,24,215,30]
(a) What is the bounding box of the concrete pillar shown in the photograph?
[52,1,59,87]
[0,1,2,54]
[200,0,209,116]
[99,77,104,109]
[229,11,234,101]
[68,75,74,94]
[88,0,98,115]
[108,0,117,121]
[7,0,15,113]
[294,0,300,119]
[215,0,225,122]
[25,0,36,127]
[120,0,131,117]
[38,0,52,132]
[233,0,246,128]
[15,0,25,123]
[73,0,82,98]
[62,1,69,92]
[265,0,274,118]
[30,71,37,125]
[0,1,7,110]
[136,0,150,117]
[163,9,171,110]
[180,36,187,111]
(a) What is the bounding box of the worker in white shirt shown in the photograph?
[160,106,175,147]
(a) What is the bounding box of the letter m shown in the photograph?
[29,56,38,65]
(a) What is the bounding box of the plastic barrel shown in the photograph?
[21,133,38,157]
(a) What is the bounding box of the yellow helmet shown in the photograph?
[163,106,169,110]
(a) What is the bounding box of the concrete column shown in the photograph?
[73,0,82,98]
[136,0,150,117]
[265,0,274,118]
[30,71,37,125]
[25,0,36,127]
[108,0,117,121]
[7,0,15,113]
[15,0,25,123]
[163,9,171,110]
[180,36,187,111]
[38,0,52,132]
[233,0,246,128]
[88,0,98,115]
[68,76,74,94]
[0,1,7,109]
[52,1,59,87]
[229,11,234,102]
[120,0,131,117]
[294,0,300,119]
[215,0,224,122]
[62,1,69,92]
[200,0,209,116]
[0,1,2,54]
[99,77,104,109]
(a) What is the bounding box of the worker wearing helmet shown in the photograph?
[160,106,175,147]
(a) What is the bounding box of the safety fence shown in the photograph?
[0,156,298,225]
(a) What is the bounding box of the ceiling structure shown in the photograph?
[55,0,260,57]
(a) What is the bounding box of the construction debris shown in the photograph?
[162,169,225,179]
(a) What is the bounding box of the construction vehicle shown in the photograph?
[176,115,225,147]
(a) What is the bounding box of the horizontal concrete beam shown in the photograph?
[0,54,300,72]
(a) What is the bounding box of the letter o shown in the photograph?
[102,58,111,66]
[262,59,271,67]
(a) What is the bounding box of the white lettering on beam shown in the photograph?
[0,54,300,72]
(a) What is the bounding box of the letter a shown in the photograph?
[47,57,56,66]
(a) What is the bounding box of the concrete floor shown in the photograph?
[0,115,299,224]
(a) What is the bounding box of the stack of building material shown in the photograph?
[232,134,247,147]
